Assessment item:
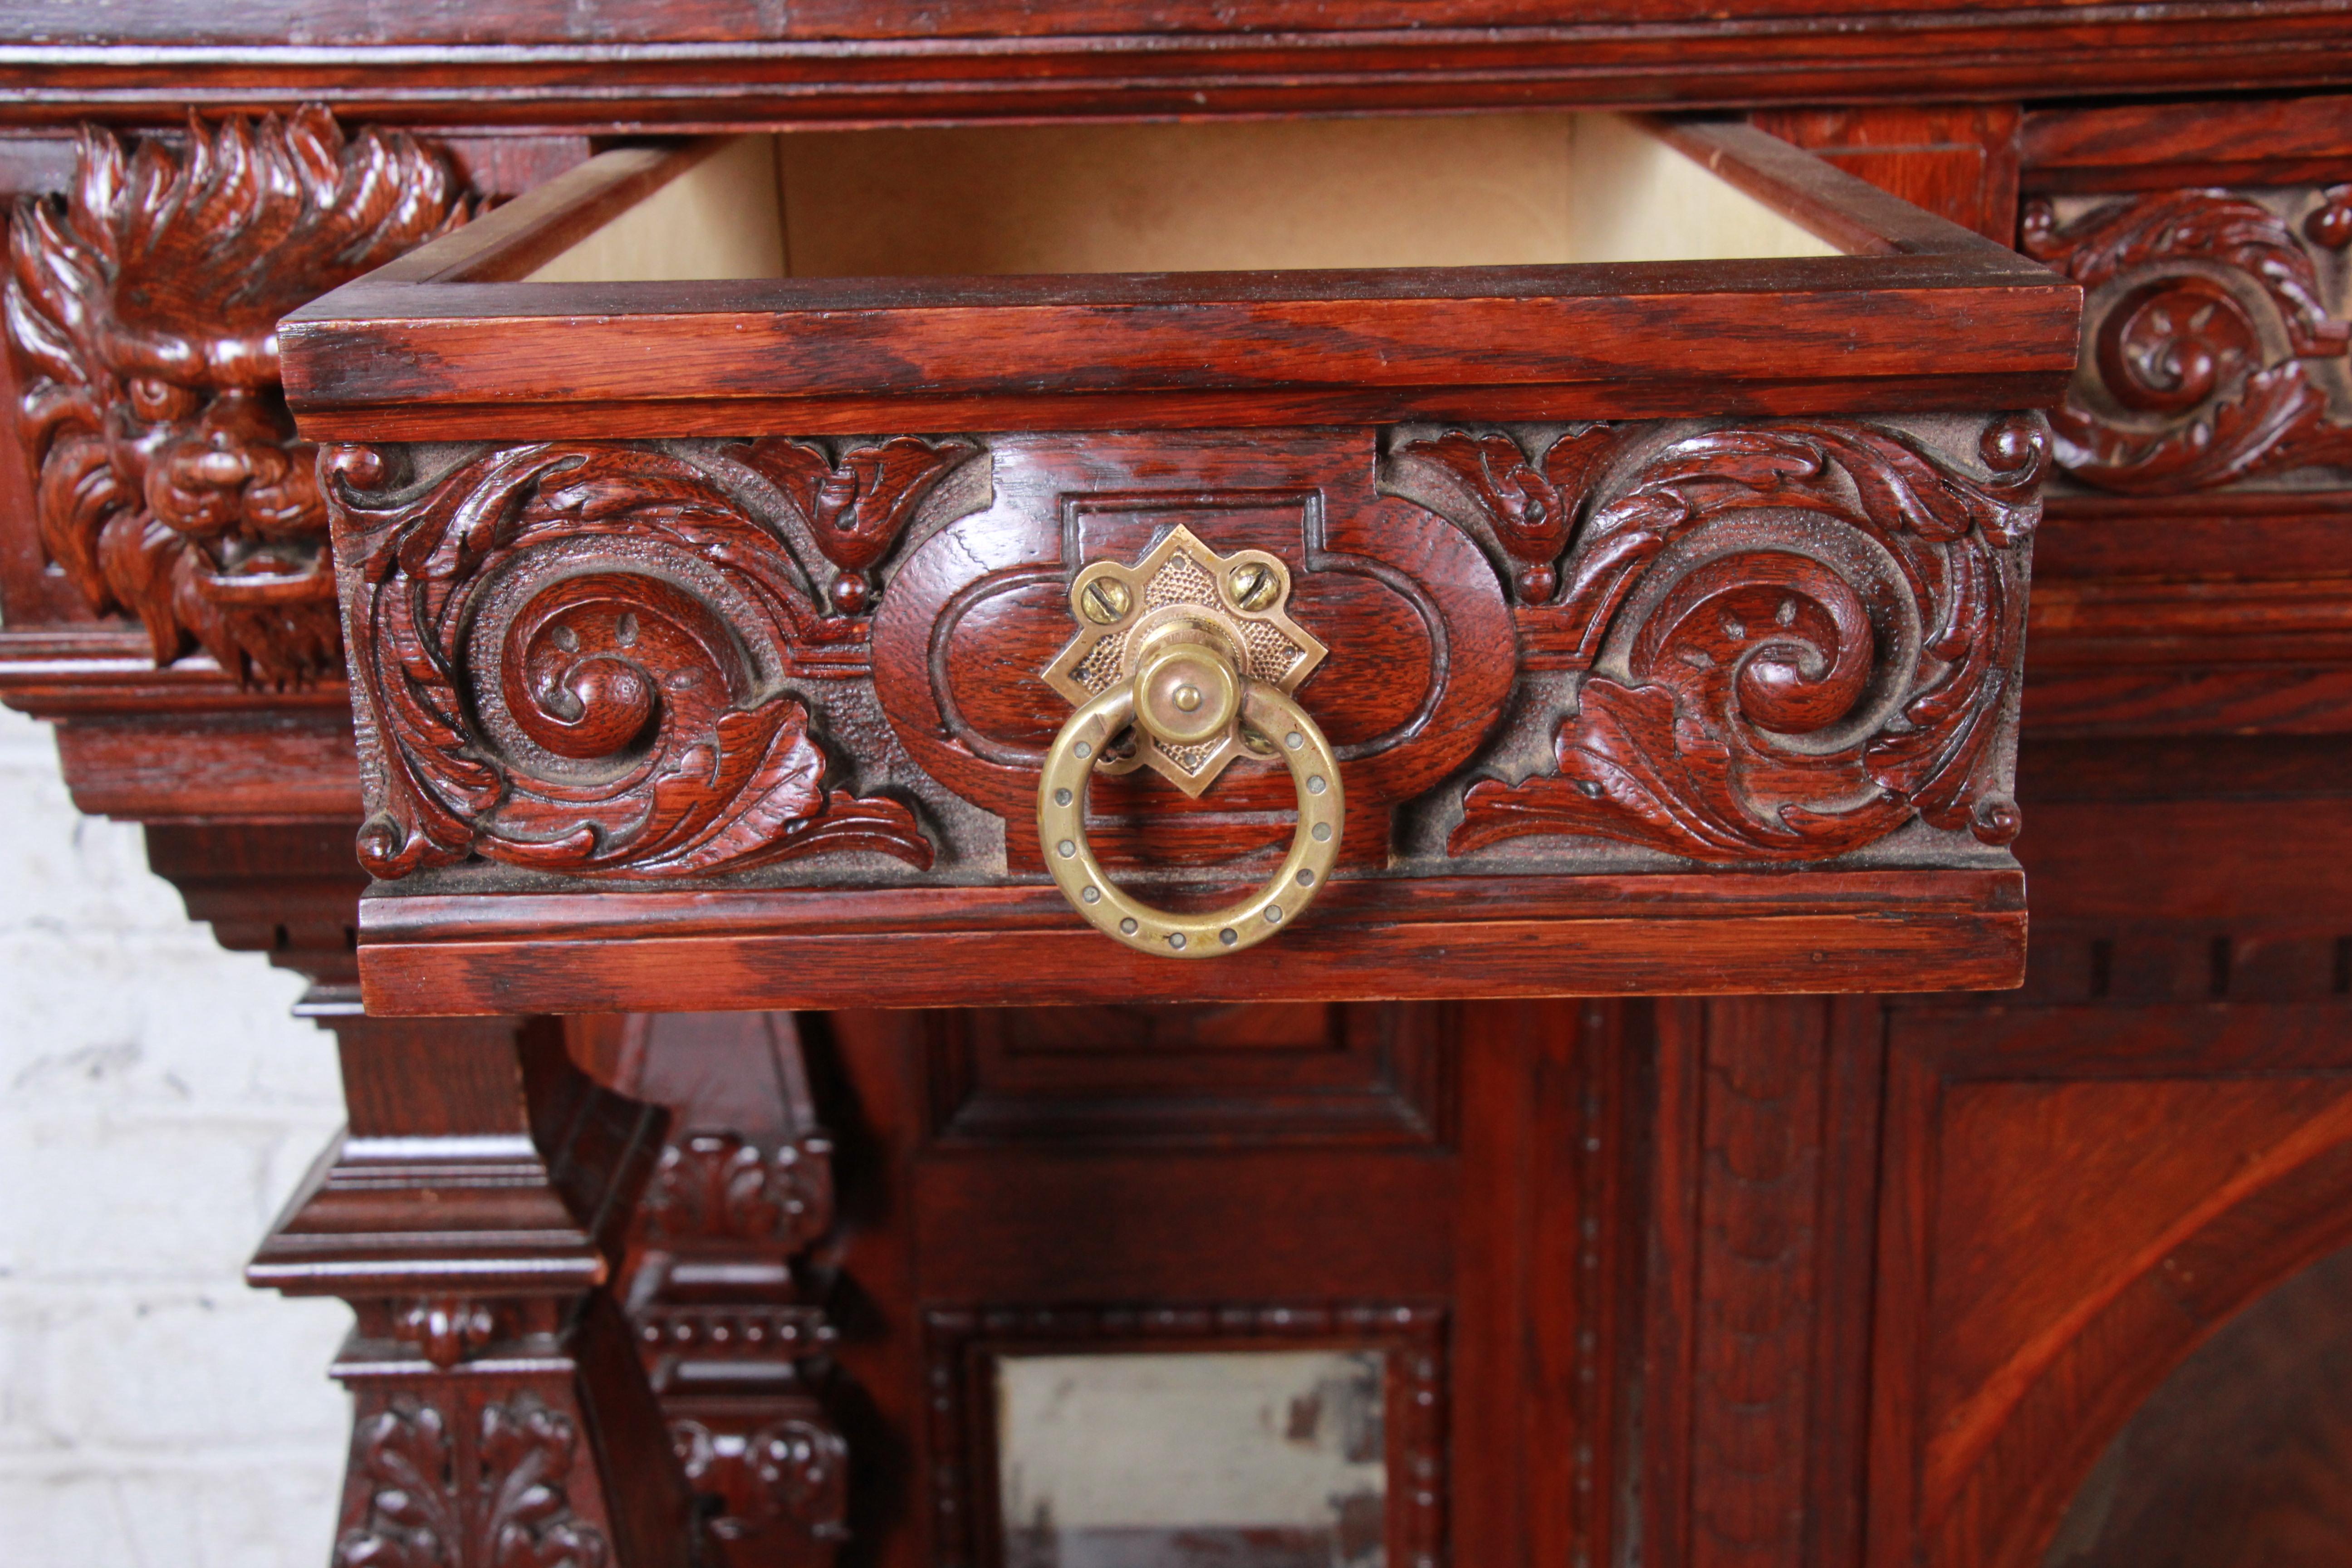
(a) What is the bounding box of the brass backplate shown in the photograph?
[1041,525,1328,797]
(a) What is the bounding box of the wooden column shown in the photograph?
[1641,997,1885,1568]
[598,1010,853,1566]
[249,991,698,1568]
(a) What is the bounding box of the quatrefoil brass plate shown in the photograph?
[1041,525,1328,797]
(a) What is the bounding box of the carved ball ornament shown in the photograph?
[6,107,472,682]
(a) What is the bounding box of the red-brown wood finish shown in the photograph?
[279,122,2072,1007]
[597,1011,853,1564]
[1,29,2350,1568]
[0,3,2348,129]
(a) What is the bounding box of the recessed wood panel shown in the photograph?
[2045,1242,2352,1568]
[924,1302,1445,1568]
[926,1003,1452,1148]
[1869,1001,2352,1568]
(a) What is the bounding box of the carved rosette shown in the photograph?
[1424,416,2045,864]
[5,106,471,682]
[2022,187,2352,492]
[337,1392,609,1568]
[324,441,942,880]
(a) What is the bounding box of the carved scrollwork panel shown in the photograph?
[1438,416,2045,864]
[333,420,2041,891]
[324,441,936,880]
[5,106,473,681]
[2022,186,2352,494]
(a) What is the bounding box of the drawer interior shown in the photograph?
[286,114,2073,444]
[527,113,1840,285]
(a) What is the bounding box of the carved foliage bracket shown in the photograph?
[1386,423,1633,604]
[731,434,978,615]
[6,106,472,682]
[1426,417,2045,864]
[338,1391,609,1568]
[327,441,940,880]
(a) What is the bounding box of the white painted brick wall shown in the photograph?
[0,704,351,1566]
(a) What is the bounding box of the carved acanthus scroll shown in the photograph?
[327,442,940,880]
[6,107,471,682]
[1435,417,2044,863]
[2022,187,2352,493]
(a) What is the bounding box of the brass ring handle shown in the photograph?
[1037,675,1344,957]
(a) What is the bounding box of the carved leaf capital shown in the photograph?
[337,1392,611,1568]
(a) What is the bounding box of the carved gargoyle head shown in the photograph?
[5,105,470,683]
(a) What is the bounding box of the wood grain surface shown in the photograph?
[0,4,2347,128]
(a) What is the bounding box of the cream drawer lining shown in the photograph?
[525,112,1838,285]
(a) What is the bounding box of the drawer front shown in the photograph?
[283,117,2079,1012]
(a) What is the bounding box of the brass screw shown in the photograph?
[1078,576,1132,624]
[1227,561,1279,612]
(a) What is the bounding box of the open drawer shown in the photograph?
[281,113,2080,1014]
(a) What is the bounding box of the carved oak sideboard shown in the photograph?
[4,10,2352,1568]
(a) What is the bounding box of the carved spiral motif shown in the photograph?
[495,573,744,764]
[1449,417,2044,862]
[1625,537,1900,752]
[2094,275,2263,416]
[328,443,933,880]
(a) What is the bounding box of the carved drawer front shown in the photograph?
[278,114,2081,1014]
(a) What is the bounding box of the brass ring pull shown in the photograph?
[1037,640,1343,957]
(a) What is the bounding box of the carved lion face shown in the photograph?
[5,105,469,683]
